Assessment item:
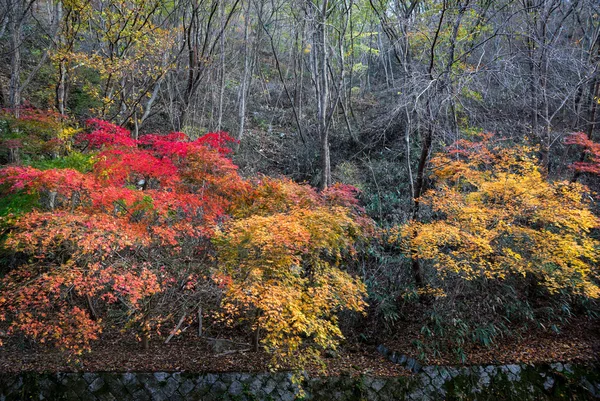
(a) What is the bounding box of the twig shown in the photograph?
[165,313,187,344]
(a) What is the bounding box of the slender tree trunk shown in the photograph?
[526,1,539,135]
[140,318,150,350]
[56,60,67,115]
[217,0,226,131]
[410,120,432,289]
[237,0,252,144]
[252,309,261,352]
[55,2,67,115]
[9,0,23,117]
[316,0,331,190]
[409,2,447,289]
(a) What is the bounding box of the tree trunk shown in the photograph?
[410,123,433,288]
[141,322,150,350]
[9,0,23,116]
[56,60,67,115]
[237,0,252,144]
[316,0,331,190]
[217,0,226,131]
[55,2,67,115]
[252,309,261,352]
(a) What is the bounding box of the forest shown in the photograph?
[0,0,599,377]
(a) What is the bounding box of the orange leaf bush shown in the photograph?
[214,179,370,366]
[0,119,370,363]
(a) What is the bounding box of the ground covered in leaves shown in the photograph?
[1,318,597,376]
[382,318,600,367]
[0,335,407,377]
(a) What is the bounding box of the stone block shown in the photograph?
[83,373,99,385]
[263,378,277,395]
[543,376,555,391]
[162,377,179,397]
[229,380,244,396]
[88,377,105,393]
[153,372,169,383]
[178,379,195,396]
[131,389,151,401]
[371,378,386,392]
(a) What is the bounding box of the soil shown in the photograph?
[1,318,597,376]
[381,317,600,366]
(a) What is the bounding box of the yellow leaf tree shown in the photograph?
[396,134,599,300]
[213,179,369,367]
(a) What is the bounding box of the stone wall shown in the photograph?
[1,362,598,400]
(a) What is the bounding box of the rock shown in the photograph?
[377,344,389,356]
[485,366,497,376]
[122,373,137,387]
[277,388,295,401]
[103,375,129,400]
[153,372,169,383]
[142,376,166,401]
[447,367,460,378]
[210,380,228,395]
[248,377,264,394]
[371,379,386,392]
[478,371,491,387]
[83,373,99,385]
[203,373,218,385]
[56,373,69,386]
[277,375,292,391]
[229,380,244,396]
[432,375,446,389]
[131,389,151,401]
[581,378,597,396]
[543,376,555,391]
[506,364,521,376]
[88,377,105,393]
[263,378,277,395]
[412,360,423,373]
[238,373,252,383]
[422,366,437,379]
[178,379,195,396]
[96,393,116,401]
[438,367,451,382]
[408,388,425,401]
[162,377,179,397]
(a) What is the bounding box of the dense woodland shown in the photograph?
[0,0,599,370]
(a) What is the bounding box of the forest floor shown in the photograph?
[0,318,597,375]
[381,317,599,367]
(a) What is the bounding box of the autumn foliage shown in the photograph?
[4,115,598,364]
[566,132,600,176]
[0,108,74,162]
[215,179,370,364]
[395,134,600,299]
[0,119,369,361]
